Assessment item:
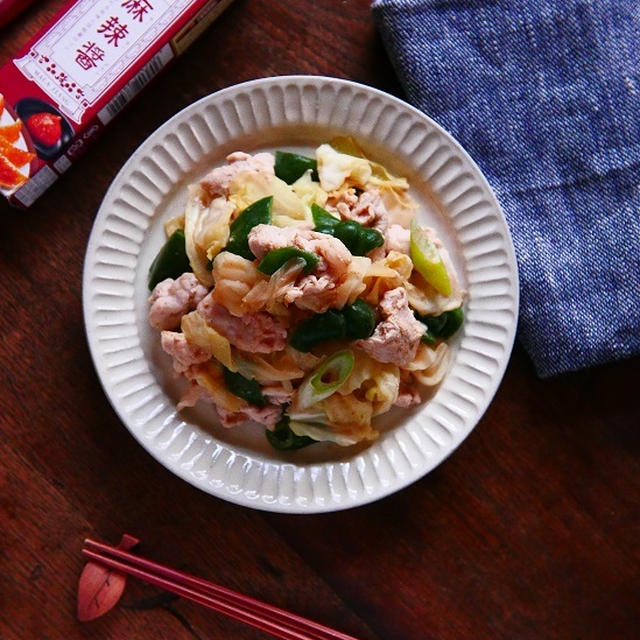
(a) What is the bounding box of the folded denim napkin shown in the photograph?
[372,0,640,376]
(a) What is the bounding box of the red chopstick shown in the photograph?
[82,539,362,640]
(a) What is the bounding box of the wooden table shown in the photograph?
[1,1,638,638]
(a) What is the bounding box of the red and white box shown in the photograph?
[0,0,235,208]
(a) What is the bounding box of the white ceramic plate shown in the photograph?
[83,76,519,513]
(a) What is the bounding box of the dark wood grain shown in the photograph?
[0,2,638,639]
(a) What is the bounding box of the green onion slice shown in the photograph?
[296,350,355,409]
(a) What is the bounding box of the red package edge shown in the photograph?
[0,0,236,208]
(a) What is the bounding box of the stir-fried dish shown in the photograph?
[147,139,465,450]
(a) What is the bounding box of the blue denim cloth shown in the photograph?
[372,0,640,377]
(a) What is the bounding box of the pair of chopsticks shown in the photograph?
[82,538,362,640]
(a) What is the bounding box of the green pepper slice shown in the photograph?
[147,229,191,290]
[334,220,384,256]
[420,330,438,346]
[223,367,266,407]
[266,415,315,450]
[290,309,346,352]
[311,203,340,233]
[343,299,376,339]
[225,196,273,260]
[257,247,319,275]
[438,307,464,338]
[420,313,448,335]
[274,150,318,184]
[418,307,464,343]
[311,204,384,256]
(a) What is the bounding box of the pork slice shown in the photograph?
[335,188,389,233]
[281,274,337,312]
[200,151,275,197]
[197,293,288,353]
[248,224,351,276]
[176,381,283,429]
[149,273,209,330]
[385,224,410,254]
[217,404,282,429]
[161,331,211,373]
[394,383,421,407]
[355,287,425,365]
[262,384,295,406]
[326,188,358,210]
[282,273,333,301]
[247,224,298,259]
[177,382,214,410]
